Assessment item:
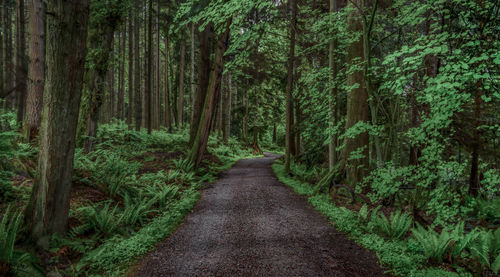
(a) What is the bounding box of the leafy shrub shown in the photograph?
[121,195,157,227]
[472,197,500,225]
[371,210,412,239]
[0,206,24,265]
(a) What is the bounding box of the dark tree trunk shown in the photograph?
[127,12,134,128]
[164,35,171,129]
[284,0,297,173]
[189,26,211,146]
[3,1,14,108]
[26,0,89,247]
[24,0,45,142]
[188,19,231,169]
[134,0,142,131]
[15,0,27,123]
[178,39,186,126]
[146,0,152,134]
[222,73,232,143]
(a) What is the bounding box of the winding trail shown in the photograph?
[134,153,386,276]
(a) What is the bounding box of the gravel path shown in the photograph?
[134,153,386,277]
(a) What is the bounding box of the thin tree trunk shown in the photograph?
[134,0,142,131]
[164,35,171,129]
[188,19,231,169]
[284,0,298,173]
[190,22,196,125]
[119,28,126,120]
[0,0,3,100]
[328,0,337,170]
[223,72,232,143]
[4,1,14,108]
[127,12,134,128]
[24,0,45,141]
[15,0,27,123]
[178,39,186,126]
[155,0,160,129]
[146,0,152,134]
[26,0,89,247]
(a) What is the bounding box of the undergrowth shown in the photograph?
[271,160,489,277]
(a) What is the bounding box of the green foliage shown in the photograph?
[0,205,23,265]
[371,210,412,240]
[75,202,124,237]
[469,228,500,274]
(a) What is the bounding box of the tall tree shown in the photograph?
[127,11,134,128]
[15,0,26,123]
[189,26,210,146]
[164,35,171,128]
[222,72,232,143]
[24,0,45,141]
[188,19,231,168]
[146,0,152,134]
[26,0,90,247]
[190,22,196,125]
[177,39,186,126]
[134,0,142,131]
[344,0,369,186]
[284,0,298,173]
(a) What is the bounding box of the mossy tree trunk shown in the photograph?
[26,0,90,247]
[188,19,231,169]
[344,0,369,186]
[15,0,26,123]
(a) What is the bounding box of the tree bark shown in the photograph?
[15,0,27,123]
[134,0,142,131]
[188,19,231,169]
[284,0,298,173]
[189,26,211,146]
[155,0,160,129]
[24,0,45,142]
[190,22,196,125]
[26,0,89,247]
[178,39,186,126]
[127,12,134,128]
[146,0,152,134]
[223,72,232,143]
[328,0,337,170]
[3,1,14,109]
[344,0,369,186]
[164,35,171,129]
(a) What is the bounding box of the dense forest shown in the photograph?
[0,0,499,276]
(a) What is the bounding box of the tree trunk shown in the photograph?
[190,22,196,125]
[24,0,45,142]
[155,0,160,129]
[15,0,27,123]
[344,0,369,186]
[134,0,142,131]
[189,26,211,146]
[328,0,337,170]
[26,0,89,247]
[118,29,125,120]
[0,0,3,100]
[223,72,232,143]
[146,0,152,134]
[188,19,231,169]
[83,23,118,153]
[3,1,14,109]
[284,0,297,173]
[127,12,134,128]
[178,39,186,126]
[164,35,171,129]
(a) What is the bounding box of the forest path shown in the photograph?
[133,153,386,276]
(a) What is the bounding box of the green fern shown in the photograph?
[411,224,452,263]
[76,202,123,237]
[0,205,23,264]
[122,195,157,227]
[372,209,412,239]
[469,228,500,274]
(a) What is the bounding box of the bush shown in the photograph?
[371,210,412,239]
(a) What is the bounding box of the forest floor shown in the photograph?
[132,152,386,277]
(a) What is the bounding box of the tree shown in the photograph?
[146,0,152,134]
[284,0,297,173]
[188,19,231,169]
[15,0,26,123]
[127,11,134,129]
[24,0,45,141]
[343,0,369,186]
[26,0,90,247]
[177,38,186,126]
[134,0,142,131]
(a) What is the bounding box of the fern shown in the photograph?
[76,202,123,237]
[372,210,412,239]
[469,228,500,274]
[411,224,452,263]
[122,195,157,227]
[0,205,23,264]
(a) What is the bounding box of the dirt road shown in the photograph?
[134,153,386,276]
